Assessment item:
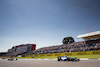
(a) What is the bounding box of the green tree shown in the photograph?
[62,37,75,44]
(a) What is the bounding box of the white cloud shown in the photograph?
[0,48,8,52]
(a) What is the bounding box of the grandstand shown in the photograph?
[6,44,36,57]
[34,31,100,54]
[77,31,100,40]
[0,52,7,57]
[1,31,100,57]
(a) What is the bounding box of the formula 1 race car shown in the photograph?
[8,58,18,61]
[57,56,80,61]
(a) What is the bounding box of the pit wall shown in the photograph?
[25,50,100,58]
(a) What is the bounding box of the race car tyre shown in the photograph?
[16,58,18,60]
[58,56,61,61]
[58,56,61,59]
[68,59,70,61]
[71,59,74,61]
[58,59,61,61]
[64,59,67,61]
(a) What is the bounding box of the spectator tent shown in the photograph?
[77,31,100,40]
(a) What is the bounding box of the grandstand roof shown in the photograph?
[77,31,100,40]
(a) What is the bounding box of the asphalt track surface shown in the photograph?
[0,59,100,67]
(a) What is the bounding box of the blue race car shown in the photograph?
[57,56,80,61]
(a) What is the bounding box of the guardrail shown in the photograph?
[25,50,100,57]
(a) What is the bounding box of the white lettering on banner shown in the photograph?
[16,46,28,52]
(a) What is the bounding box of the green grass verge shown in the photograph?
[1,54,100,59]
[15,54,100,59]
[69,54,100,59]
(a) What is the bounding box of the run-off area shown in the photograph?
[0,59,100,67]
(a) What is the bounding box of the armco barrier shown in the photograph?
[86,51,93,55]
[55,53,61,56]
[25,50,100,58]
[72,52,77,55]
[93,50,100,54]
[77,52,86,55]
[65,53,72,56]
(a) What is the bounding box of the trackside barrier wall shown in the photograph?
[25,50,100,58]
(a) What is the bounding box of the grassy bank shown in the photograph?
[1,54,100,59]
[15,54,100,59]
[34,54,100,59]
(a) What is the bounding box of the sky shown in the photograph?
[0,0,100,52]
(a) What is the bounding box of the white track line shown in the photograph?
[80,58,89,60]
[99,58,100,60]
[52,59,57,60]
[18,58,89,60]
[19,59,54,60]
[18,59,34,60]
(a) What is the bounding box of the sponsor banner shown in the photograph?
[55,53,61,56]
[40,54,44,56]
[86,51,93,55]
[72,52,77,55]
[47,54,52,56]
[34,55,39,57]
[65,53,72,55]
[77,52,86,55]
[26,50,100,57]
[93,51,100,54]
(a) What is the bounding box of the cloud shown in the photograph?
[0,48,8,52]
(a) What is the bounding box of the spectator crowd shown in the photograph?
[34,38,100,54]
